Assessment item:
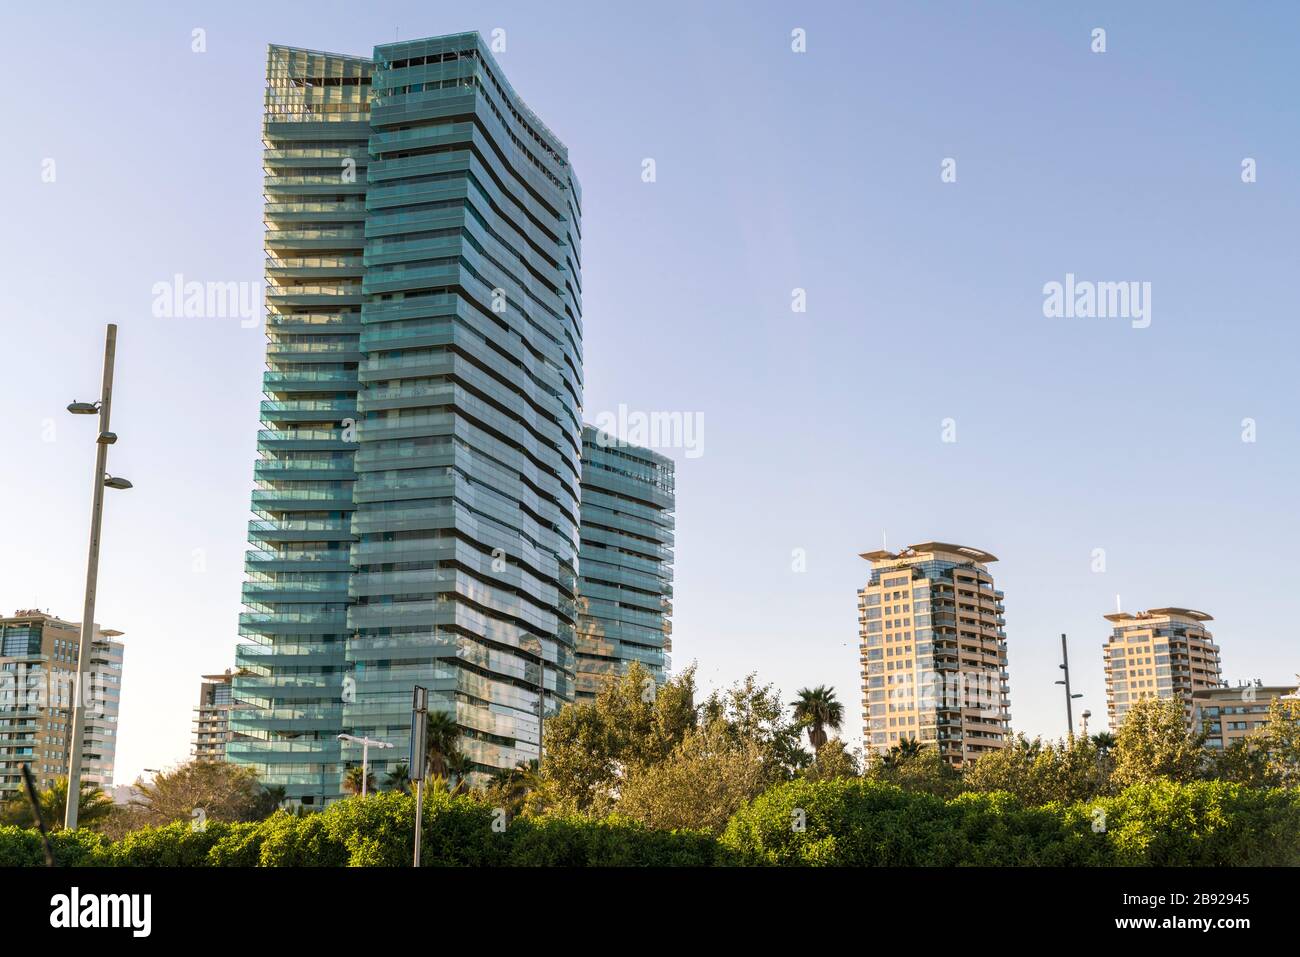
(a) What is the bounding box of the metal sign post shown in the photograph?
[410,685,428,867]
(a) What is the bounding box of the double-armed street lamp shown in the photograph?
[64,324,132,830]
[336,733,393,797]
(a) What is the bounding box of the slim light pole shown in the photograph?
[1055,633,1083,739]
[337,733,392,797]
[65,323,131,830]
[409,686,428,867]
[536,645,546,772]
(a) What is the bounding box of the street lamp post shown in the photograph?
[64,323,131,830]
[337,733,393,797]
[1055,633,1083,739]
[409,686,429,867]
[537,647,546,772]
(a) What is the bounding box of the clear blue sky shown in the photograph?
[3,1,1298,784]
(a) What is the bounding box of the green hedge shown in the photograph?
[2,780,1295,866]
[721,778,1300,866]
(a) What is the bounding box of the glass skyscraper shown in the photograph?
[232,34,582,805]
[575,427,675,699]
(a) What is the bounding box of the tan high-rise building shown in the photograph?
[0,610,125,797]
[193,670,238,762]
[857,542,1010,768]
[1102,608,1222,732]
[1192,681,1296,752]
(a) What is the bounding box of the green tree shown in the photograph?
[1091,731,1117,756]
[482,760,539,819]
[383,764,410,794]
[1112,697,1205,788]
[254,784,288,817]
[699,674,809,782]
[423,710,461,781]
[445,752,474,795]
[866,743,963,798]
[541,662,698,814]
[1257,692,1300,787]
[0,777,114,831]
[877,737,924,768]
[791,686,843,756]
[800,738,860,781]
[964,733,1111,804]
[132,761,273,825]
[1206,738,1278,788]
[617,719,769,834]
[342,765,377,797]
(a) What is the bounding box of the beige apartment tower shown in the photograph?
[0,610,125,797]
[193,671,238,762]
[858,542,1010,768]
[1102,608,1222,732]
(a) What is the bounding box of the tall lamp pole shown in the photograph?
[337,733,392,797]
[64,323,131,830]
[1055,633,1083,739]
[536,643,547,772]
[409,686,429,867]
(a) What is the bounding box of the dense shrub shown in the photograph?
[1083,779,1300,866]
[107,820,243,867]
[721,777,1300,866]
[0,824,111,867]
[255,811,348,867]
[0,779,1294,866]
[506,814,719,867]
[205,821,265,867]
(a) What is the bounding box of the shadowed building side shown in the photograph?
[575,427,674,700]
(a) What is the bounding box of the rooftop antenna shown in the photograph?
[882,531,888,552]
[1115,594,1122,613]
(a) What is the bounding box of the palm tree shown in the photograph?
[445,752,475,795]
[791,686,844,756]
[424,710,461,780]
[485,760,539,818]
[254,784,288,817]
[0,777,113,831]
[383,763,410,794]
[341,765,376,797]
[878,737,924,769]
[1091,732,1117,757]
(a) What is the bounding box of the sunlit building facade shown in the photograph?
[1102,608,1222,732]
[857,543,1010,768]
[0,611,124,796]
[1193,681,1296,751]
[193,671,239,762]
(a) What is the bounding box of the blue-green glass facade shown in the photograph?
[230,45,371,804]
[233,35,582,804]
[575,428,674,699]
